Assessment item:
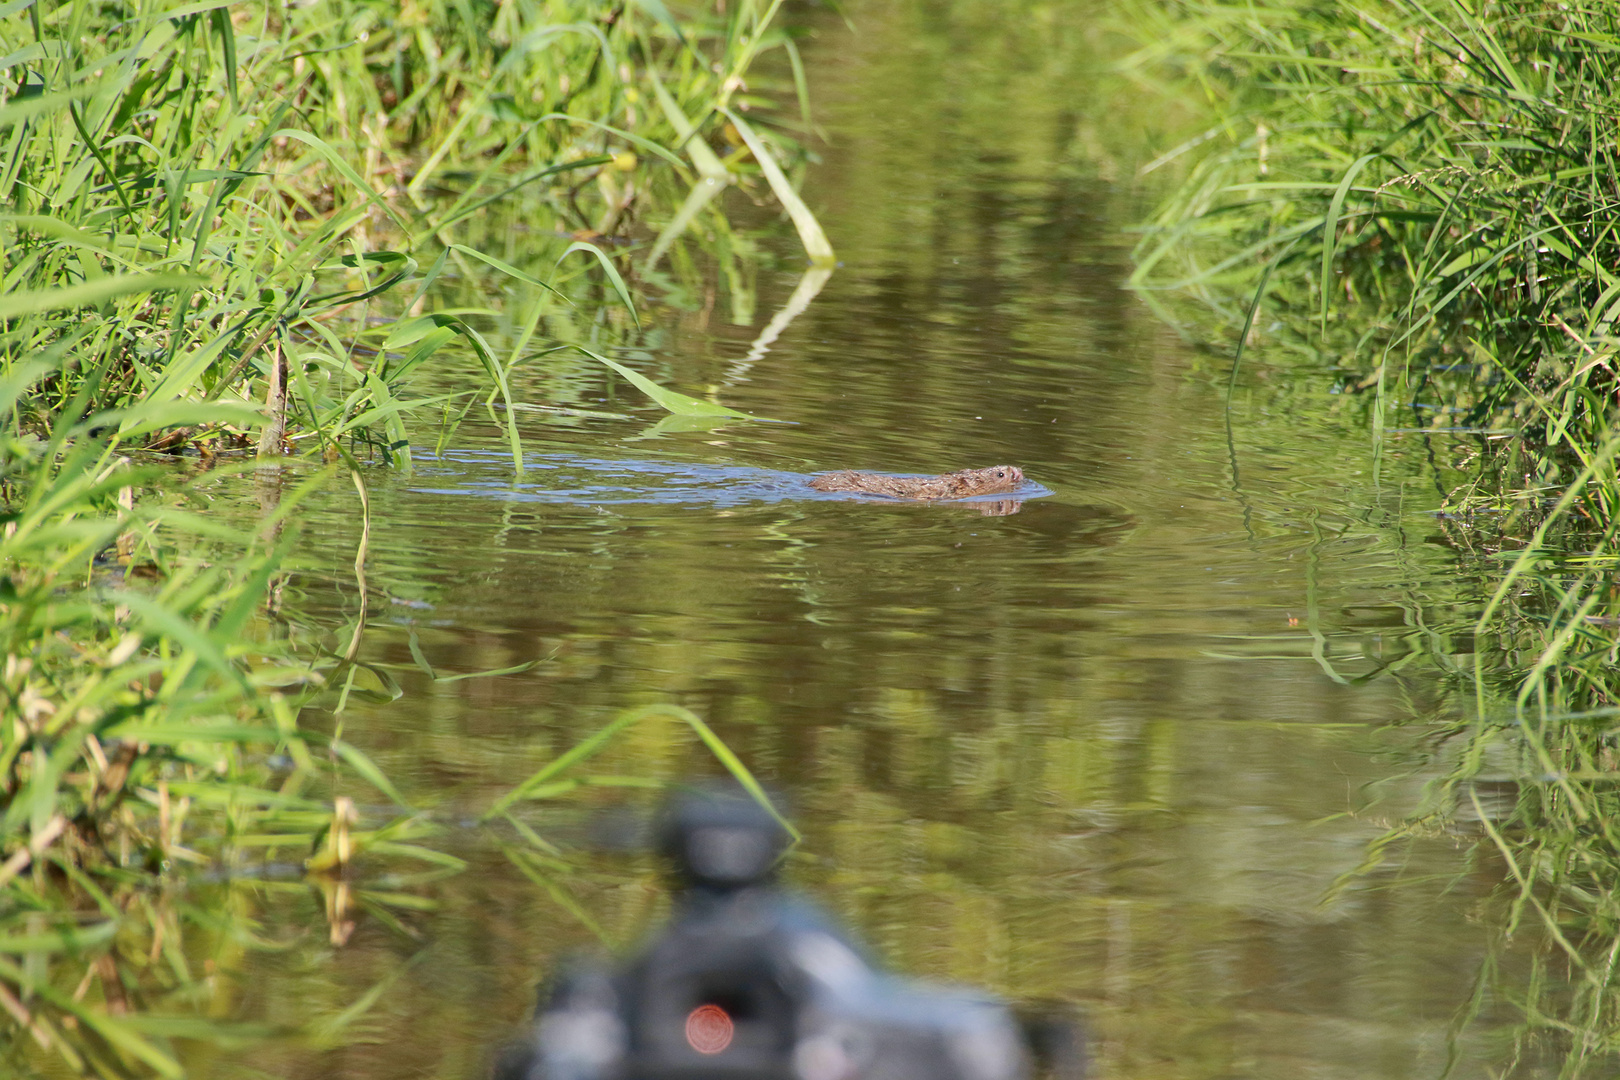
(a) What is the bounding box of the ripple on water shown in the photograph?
[407,449,1059,509]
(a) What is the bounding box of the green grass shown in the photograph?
[1125,0,1620,453]
[1120,0,1620,1071]
[4,0,824,454]
[0,0,817,1072]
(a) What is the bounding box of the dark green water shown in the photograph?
[183,3,1540,1077]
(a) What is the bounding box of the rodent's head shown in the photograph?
[949,465,1024,496]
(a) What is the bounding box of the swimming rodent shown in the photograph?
[808,465,1026,501]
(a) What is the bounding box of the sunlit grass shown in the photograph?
[1,0,822,1071]
[1120,0,1620,1071]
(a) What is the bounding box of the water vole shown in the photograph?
[808,465,1025,501]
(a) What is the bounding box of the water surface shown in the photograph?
[194,3,1539,1077]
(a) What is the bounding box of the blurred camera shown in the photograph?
[496,785,1083,1080]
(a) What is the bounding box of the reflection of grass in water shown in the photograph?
[0,476,767,1077]
[1120,0,1620,1070]
[1422,442,1620,1078]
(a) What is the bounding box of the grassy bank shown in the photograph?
[1121,0,1620,1070]
[1,1,809,1073]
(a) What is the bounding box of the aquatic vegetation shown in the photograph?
[0,376,353,1076]
[1121,0,1620,1070]
[1,0,819,1072]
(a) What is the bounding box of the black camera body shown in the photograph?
[500,787,1059,1080]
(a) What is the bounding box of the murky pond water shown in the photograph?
[185,3,1545,1078]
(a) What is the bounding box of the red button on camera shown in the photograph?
[685,1003,735,1054]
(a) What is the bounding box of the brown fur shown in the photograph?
[809,465,1025,501]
